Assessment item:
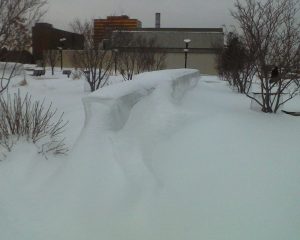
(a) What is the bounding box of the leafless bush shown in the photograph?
[72,49,112,91]
[119,51,138,81]
[136,37,166,73]
[232,0,300,113]
[0,91,68,159]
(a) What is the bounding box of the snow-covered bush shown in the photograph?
[71,69,83,80]
[0,91,68,159]
[17,79,28,86]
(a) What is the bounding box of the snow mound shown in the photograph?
[82,69,200,131]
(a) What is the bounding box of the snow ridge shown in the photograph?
[82,69,200,131]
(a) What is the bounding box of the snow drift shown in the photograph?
[0,69,299,240]
[82,69,200,130]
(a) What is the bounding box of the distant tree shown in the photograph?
[231,0,300,113]
[71,19,112,92]
[136,36,167,73]
[111,31,137,81]
[111,31,167,81]
[0,0,47,94]
[44,49,59,75]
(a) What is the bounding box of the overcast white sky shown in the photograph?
[43,0,237,31]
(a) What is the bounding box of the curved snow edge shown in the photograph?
[82,69,200,131]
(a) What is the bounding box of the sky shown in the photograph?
[43,0,237,31]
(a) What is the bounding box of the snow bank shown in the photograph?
[82,69,200,130]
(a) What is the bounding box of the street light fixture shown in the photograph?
[183,39,191,68]
[59,38,67,71]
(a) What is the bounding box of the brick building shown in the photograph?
[94,15,141,46]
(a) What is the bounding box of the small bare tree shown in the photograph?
[136,37,167,73]
[44,49,59,75]
[232,0,300,113]
[152,50,167,71]
[0,0,47,93]
[71,19,112,92]
[112,31,137,80]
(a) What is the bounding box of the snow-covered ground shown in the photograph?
[0,68,299,240]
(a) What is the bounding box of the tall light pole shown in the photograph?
[59,37,66,71]
[184,39,191,68]
[113,48,119,75]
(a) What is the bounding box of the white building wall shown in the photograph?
[56,50,218,75]
[165,52,218,75]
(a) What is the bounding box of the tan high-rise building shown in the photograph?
[94,15,142,45]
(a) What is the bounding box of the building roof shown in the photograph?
[134,28,223,33]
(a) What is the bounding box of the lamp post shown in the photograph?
[59,37,66,71]
[183,39,191,68]
[113,48,119,75]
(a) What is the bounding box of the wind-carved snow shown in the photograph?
[79,69,200,188]
[82,69,200,130]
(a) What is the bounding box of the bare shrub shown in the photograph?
[136,37,167,73]
[0,91,68,159]
[72,49,112,91]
